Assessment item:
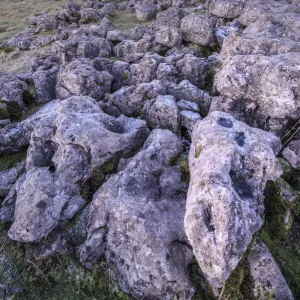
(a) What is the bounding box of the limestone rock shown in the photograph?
[143,95,180,133]
[185,111,282,295]
[180,14,215,46]
[135,2,157,21]
[56,58,113,100]
[81,129,194,300]
[215,53,300,134]
[155,25,182,48]
[8,96,149,242]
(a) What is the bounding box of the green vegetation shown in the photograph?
[0,46,15,55]
[0,151,27,172]
[0,218,131,300]
[259,157,300,298]
[169,152,190,183]
[260,229,300,299]
[222,249,256,300]
[195,144,202,158]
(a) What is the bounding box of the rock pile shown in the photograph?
[0,0,299,299]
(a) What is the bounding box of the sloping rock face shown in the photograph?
[7,96,149,242]
[185,111,282,295]
[81,129,194,300]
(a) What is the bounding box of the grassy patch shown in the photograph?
[0,0,82,42]
[0,151,27,172]
[112,10,151,33]
[0,231,132,299]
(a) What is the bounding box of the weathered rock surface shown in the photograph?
[0,100,61,154]
[143,95,180,133]
[81,129,194,300]
[215,53,300,134]
[56,58,113,100]
[0,162,25,198]
[283,140,300,170]
[180,14,215,46]
[215,0,300,134]
[185,111,282,295]
[7,96,149,242]
[248,239,294,300]
[1,0,299,298]
[0,73,30,108]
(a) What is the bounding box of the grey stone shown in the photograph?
[248,239,294,300]
[81,129,194,300]
[282,140,300,170]
[155,25,182,48]
[180,14,215,46]
[56,58,113,100]
[180,110,201,135]
[135,2,157,21]
[215,53,300,135]
[0,162,25,198]
[143,95,180,133]
[8,96,149,242]
[185,111,282,296]
[177,100,199,112]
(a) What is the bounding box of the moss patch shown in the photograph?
[195,144,202,159]
[0,151,27,172]
[263,179,299,241]
[0,101,23,122]
[222,249,256,300]
[260,229,300,299]
[169,152,190,183]
[260,164,300,298]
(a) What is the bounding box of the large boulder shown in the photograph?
[0,100,61,154]
[175,54,209,89]
[32,55,60,104]
[215,53,300,134]
[180,14,215,46]
[0,73,31,109]
[113,39,152,63]
[56,58,113,100]
[7,96,149,242]
[209,0,245,18]
[155,25,182,48]
[185,111,282,295]
[135,2,157,21]
[81,129,194,300]
[143,95,180,133]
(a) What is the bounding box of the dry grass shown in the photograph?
[0,0,76,42]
